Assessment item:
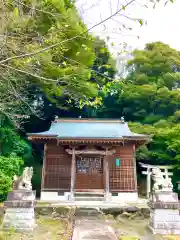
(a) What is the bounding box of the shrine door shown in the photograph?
[75,155,104,191]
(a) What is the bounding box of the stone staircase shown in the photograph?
[74,192,105,201]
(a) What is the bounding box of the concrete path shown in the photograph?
[72,219,118,240]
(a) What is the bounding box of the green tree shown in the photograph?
[94,42,180,192]
[0,1,174,123]
[0,156,24,201]
[0,117,31,201]
[127,42,180,89]
[90,37,116,86]
[26,37,117,121]
[0,0,98,124]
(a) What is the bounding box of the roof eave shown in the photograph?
[28,135,150,143]
[123,136,150,140]
[28,134,57,140]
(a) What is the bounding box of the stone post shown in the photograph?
[148,191,180,234]
[1,190,36,232]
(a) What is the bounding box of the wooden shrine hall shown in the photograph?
[28,118,149,202]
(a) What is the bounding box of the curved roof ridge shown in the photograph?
[54,118,126,123]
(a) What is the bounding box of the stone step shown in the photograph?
[75,196,105,201]
[75,207,102,217]
[75,192,105,198]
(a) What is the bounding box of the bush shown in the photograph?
[0,172,12,201]
[0,155,24,201]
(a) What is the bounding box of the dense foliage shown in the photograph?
[93,42,180,193]
[0,0,179,199]
[0,117,31,200]
[0,0,99,124]
[0,0,99,198]
[95,42,180,166]
[0,0,116,198]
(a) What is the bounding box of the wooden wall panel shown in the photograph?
[42,142,136,193]
[43,143,71,190]
[109,143,136,192]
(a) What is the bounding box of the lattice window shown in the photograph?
[43,150,71,190]
[76,156,103,174]
[44,174,71,189]
[109,166,135,191]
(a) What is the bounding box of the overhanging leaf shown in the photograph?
[13,7,19,18]
[122,5,126,10]
[138,19,143,26]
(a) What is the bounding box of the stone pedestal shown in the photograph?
[148,191,180,234]
[1,190,36,232]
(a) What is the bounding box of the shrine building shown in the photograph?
[28,118,149,202]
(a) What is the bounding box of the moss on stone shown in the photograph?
[163,236,180,240]
[53,206,71,215]
[0,216,72,240]
[120,236,140,240]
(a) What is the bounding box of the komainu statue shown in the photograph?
[13,167,33,191]
[151,167,173,192]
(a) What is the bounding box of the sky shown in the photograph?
[76,0,180,54]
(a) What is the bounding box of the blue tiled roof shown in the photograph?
[29,119,148,139]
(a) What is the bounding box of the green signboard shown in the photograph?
[116,158,120,167]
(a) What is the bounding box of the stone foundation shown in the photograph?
[40,191,138,202]
[111,192,138,202]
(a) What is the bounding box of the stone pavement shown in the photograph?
[72,207,118,240]
[72,219,118,240]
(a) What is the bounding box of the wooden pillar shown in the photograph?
[70,148,76,201]
[105,149,110,202]
[41,143,47,190]
[133,144,137,191]
[147,168,151,198]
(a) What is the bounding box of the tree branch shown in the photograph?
[0,0,136,64]
[0,64,60,82]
